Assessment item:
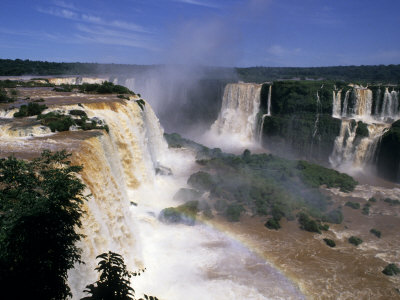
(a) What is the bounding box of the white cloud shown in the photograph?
[173,0,219,8]
[53,0,78,11]
[37,6,148,33]
[75,24,157,51]
[267,45,301,57]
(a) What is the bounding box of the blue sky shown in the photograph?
[1,0,400,67]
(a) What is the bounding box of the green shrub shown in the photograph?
[14,102,47,117]
[159,201,199,226]
[345,201,360,209]
[187,171,215,191]
[323,238,336,247]
[382,263,400,276]
[368,197,377,202]
[265,218,280,230]
[370,228,381,238]
[225,204,244,222]
[136,99,145,111]
[384,198,400,205]
[69,109,87,117]
[356,121,369,138]
[322,209,343,224]
[298,212,321,233]
[362,204,370,215]
[348,236,363,246]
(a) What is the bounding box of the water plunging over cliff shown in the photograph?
[209,83,262,147]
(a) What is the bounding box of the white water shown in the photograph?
[380,88,399,120]
[43,99,305,299]
[207,83,262,150]
[329,120,389,171]
[330,84,395,171]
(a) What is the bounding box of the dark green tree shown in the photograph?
[83,251,158,300]
[0,150,86,299]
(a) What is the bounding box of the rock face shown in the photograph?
[376,120,400,181]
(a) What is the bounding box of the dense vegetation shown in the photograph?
[83,251,158,300]
[370,228,381,238]
[348,236,363,246]
[2,59,400,83]
[382,263,400,276]
[13,102,47,117]
[376,121,400,181]
[259,81,342,163]
[237,65,400,83]
[0,151,86,299]
[323,238,336,247]
[164,133,356,229]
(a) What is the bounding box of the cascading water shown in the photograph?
[209,83,262,147]
[381,88,399,120]
[329,83,400,171]
[332,89,342,118]
[48,99,304,299]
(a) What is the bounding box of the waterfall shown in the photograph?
[258,114,268,143]
[381,88,399,120]
[332,89,342,118]
[342,90,350,117]
[353,87,373,118]
[267,85,272,116]
[53,99,302,299]
[210,83,262,144]
[329,120,389,169]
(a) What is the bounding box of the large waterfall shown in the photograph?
[330,85,396,171]
[0,98,304,299]
[209,83,262,147]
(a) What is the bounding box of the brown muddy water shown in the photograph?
[209,182,400,299]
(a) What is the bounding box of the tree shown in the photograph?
[83,251,158,300]
[0,150,86,299]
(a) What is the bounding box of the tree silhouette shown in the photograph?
[82,251,158,300]
[0,150,86,299]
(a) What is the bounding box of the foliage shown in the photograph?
[376,121,400,181]
[38,112,75,132]
[236,65,400,83]
[0,88,14,103]
[368,197,377,202]
[187,171,215,191]
[321,209,343,224]
[265,218,280,230]
[370,228,381,238]
[2,59,400,83]
[297,160,357,192]
[384,198,400,205]
[261,114,341,163]
[13,102,47,117]
[345,201,361,209]
[69,109,88,117]
[53,84,74,92]
[382,263,400,276]
[78,81,134,95]
[356,121,369,138]
[182,144,355,223]
[362,203,371,215]
[225,204,244,222]
[82,251,135,300]
[37,111,109,133]
[136,99,145,111]
[159,201,199,226]
[297,212,321,233]
[348,236,363,246]
[323,238,336,247]
[0,151,86,299]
